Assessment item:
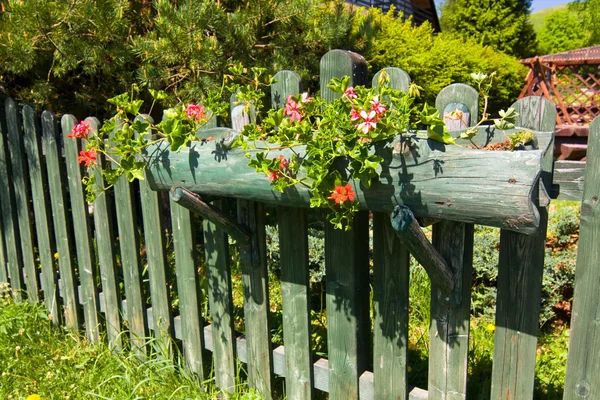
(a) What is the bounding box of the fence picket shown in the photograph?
[564,116,600,399]
[426,84,478,400]
[371,67,411,400]
[203,198,236,393]
[86,118,122,349]
[111,155,147,357]
[170,197,205,376]
[5,99,39,301]
[0,99,22,301]
[62,115,100,342]
[138,135,172,356]
[271,69,314,400]
[42,110,79,329]
[490,96,556,399]
[22,105,59,321]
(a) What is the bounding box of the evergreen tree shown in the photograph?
[570,0,600,46]
[536,10,587,55]
[440,0,537,59]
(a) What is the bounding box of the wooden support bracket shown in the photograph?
[390,205,458,301]
[170,186,251,245]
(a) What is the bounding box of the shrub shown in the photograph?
[356,8,528,113]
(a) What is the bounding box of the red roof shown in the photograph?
[521,45,600,65]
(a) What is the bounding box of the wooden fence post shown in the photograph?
[563,115,600,400]
[490,96,556,399]
[428,83,478,400]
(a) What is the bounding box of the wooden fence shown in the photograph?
[0,49,597,400]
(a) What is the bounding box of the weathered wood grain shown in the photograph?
[435,84,479,126]
[62,115,100,342]
[490,96,555,399]
[138,124,172,356]
[203,198,236,393]
[5,98,39,301]
[111,152,147,357]
[325,211,371,400]
[169,195,204,376]
[0,99,22,301]
[278,206,313,400]
[86,117,122,349]
[428,221,474,400]
[372,212,410,400]
[144,127,547,234]
[42,110,79,329]
[320,49,368,103]
[22,105,59,321]
[390,205,454,294]
[552,160,585,201]
[272,70,303,110]
[564,116,600,399]
[372,67,411,93]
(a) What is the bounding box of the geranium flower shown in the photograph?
[344,86,358,99]
[356,110,378,134]
[278,154,289,170]
[370,96,386,115]
[78,147,98,167]
[67,121,92,139]
[186,104,206,121]
[284,95,302,122]
[301,92,314,103]
[328,184,356,205]
[350,108,362,122]
[268,170,280,182]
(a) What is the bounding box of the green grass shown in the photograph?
[0,284,260,400]
[531,4,569,31]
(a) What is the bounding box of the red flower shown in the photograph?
[186,104,206,121]
[284,95,302,122]
[78,147,97,167]
[328,184,356,205]
[67,121,92,139]
[370,96,386,116]
[278,154,289,170]
[344,86,358,99]
[268,170,280,182]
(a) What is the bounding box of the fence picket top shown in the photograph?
[85,117,122,349]
[0,98,22,301]
[320,49,368,103]
[5,97,39,302]
[271,70,303,110]
[372,67,411,93]
[22,104,59,322]
[435,83,479,126]
[564,115,600,399]
[41,109,79,330]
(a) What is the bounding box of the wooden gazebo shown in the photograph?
[520,46,600,160]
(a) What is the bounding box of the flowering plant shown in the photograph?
[72,69,530,230]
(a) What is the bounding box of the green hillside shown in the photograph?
[531,4,569,30]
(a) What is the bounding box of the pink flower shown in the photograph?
[284,95,302,122]
[356,110,378,134]
[328,184,356,205]
[350,108,362,122]
[67,121,92,139]
[370,96,386,115]
[301,92,314,103]
[78,147,97,167]
[186,104,206,122]
[344,86,358,99]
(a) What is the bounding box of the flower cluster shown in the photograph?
[283,92,313,122]
[78,147,98,167]
[67,121,92,139]
[328,184,356,205]
[268,155,290,182]
[186,104,206,121]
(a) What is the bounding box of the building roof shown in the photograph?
[521,45,600,65]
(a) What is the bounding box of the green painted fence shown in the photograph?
[0,50,595,400]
